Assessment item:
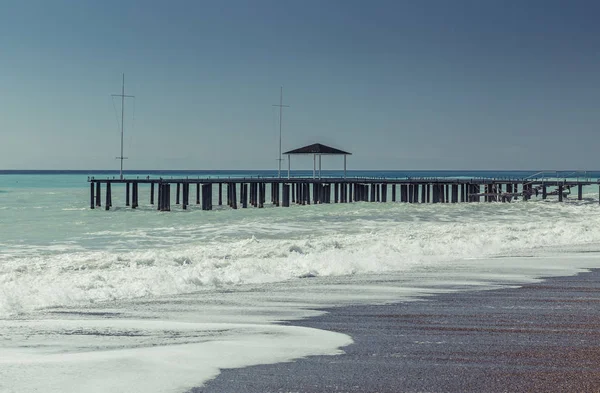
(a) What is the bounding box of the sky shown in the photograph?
[1,0,600,170]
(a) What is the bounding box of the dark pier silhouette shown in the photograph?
[87,175,599,211]
[87,144,598,211]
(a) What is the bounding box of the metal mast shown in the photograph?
[272,87,289,178]
[112,73,135,180]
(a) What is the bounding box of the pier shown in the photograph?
[87,141,599,211]
[87,175,600,211]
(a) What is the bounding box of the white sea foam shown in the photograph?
[3,176,600,391]
[3,199,600,316]
[0,319,352,393]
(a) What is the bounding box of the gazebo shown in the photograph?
[283,143,352,179]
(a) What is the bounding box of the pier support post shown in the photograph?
[392,185,396,202]
[259,183,264,208]
[90,183,95,209]
[105,182,112,210]
[133,183,138,208]
[157,184,162,210]
[182,183,188,210]
[176,183,180,205]
[158,184,162,211]
[96,182,101,207]
[207,184,212,210]
[242,184,248,208]
[151,182,155,205]
[420,184,425,203]
[426,184,430,203]
[558,185,564,202]
[218,183,223,206]
[283,184,290,207]
[320,184,325,204]
[227,183,231,207]
[166,184,171,211]
[126,182,130,206]
[578,184,583,200]
[232,183,237,209]
[452,184,458,203]
[271,183,275,204]
[382,184,387,202]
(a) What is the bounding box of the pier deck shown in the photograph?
[87,176,600,211]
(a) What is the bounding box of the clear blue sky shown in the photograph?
[1,0,599,170]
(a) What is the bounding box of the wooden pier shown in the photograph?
[87,176,600,211]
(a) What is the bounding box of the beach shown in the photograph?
[198,269,600,393]
[3,171,600,392]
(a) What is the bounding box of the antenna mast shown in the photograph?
[112,73,135,180]
[272,87,289,178]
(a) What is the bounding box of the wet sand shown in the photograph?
[195,269,600,392]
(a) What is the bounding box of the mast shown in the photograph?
[272,87,289,178]
[112,73,134,180]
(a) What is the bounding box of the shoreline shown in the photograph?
[196,269,600,392]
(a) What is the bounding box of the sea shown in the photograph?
[2,169,600,392]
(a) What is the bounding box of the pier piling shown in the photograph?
[105,182,112,210]
[90,183,95,209]
[558,185,564,202]
[132,183,138,208]
[88,175,600,213]
[96,182,101,207]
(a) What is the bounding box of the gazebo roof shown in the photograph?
[283,143,351,155]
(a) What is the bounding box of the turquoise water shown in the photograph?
[2,169,600,314]
[3,170,600,392]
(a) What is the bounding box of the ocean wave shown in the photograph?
[2,200,600,316]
